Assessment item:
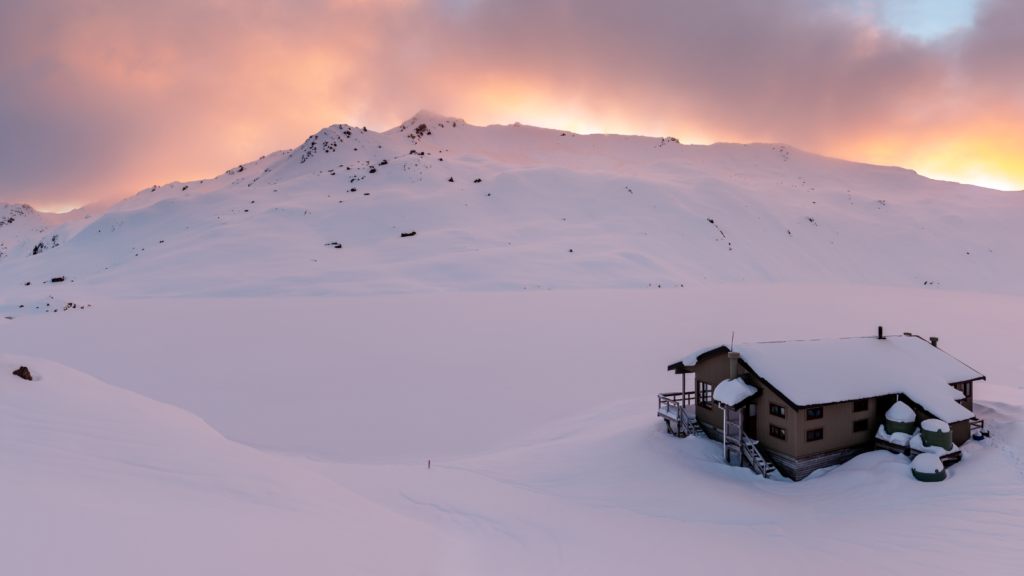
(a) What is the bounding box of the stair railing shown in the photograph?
[740,433,773,478]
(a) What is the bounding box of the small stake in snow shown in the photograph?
[428,460,431,469]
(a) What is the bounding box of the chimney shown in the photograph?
[878,326,885,340]
[930,337,939,347]
[728,351,740,380]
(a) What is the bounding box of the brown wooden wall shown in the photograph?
[764,444,873,481]
[951,420,970,445]
[791,398,879,458]
[751,381,794,455]
[693,353,735,432]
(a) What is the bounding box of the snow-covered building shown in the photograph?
[661,330,985,480]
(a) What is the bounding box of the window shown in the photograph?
[853,399,869,412]
[769,403,786,418]
[769,425,786,440]
[698,381,713,408]
[806,428,824,442]
[853,419,869,432]
[807,407,823,420]
[953,381,973,398]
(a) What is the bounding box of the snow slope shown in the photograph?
[0,203,62,263]
[0,353,445,575]
[5,286,1024,575]
[1,111,1022,315]
[2,113,1024,574]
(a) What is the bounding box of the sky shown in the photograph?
[0,0,1020,212]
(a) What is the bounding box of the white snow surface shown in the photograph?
[2,113,1024,574]
[921,418,951,433]
[875,426,914,447]
[675,344,725,367]
[4,286,1024,574]
[712,377,758,406]
[911,453,945,474]
[2,112,1024,306]
[886,400,918,423]
[0,353,442,575]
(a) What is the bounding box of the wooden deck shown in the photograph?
[658,392,699,437]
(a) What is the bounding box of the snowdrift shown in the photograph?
[0,353,442,576]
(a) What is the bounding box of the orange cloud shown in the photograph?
[0,0,1021,212]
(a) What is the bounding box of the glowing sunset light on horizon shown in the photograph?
[1,0,1021,212]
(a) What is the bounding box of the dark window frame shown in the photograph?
[806,407,824,420]
[853,399,869,412]
[953,381,974,398]
[697,380,713,409]
[806,428,824,442]
[769,403,786,419]
[769,424,786,440]
[853,419,869,432]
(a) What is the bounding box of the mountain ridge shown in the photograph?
[1,115,1021,316]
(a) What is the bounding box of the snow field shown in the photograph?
[0,354,445,576]
[2,113,1024,574]
[3,284,1024,573]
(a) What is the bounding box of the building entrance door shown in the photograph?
[723,406,743,466]
[744,404,757,440]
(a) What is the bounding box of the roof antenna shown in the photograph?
[731,331,735,351]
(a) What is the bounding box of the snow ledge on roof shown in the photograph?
[713,378,758,407]
[676,344,725,367]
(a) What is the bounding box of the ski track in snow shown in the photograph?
[1,112,1023,574]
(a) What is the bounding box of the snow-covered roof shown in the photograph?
[675,335,982,422]
[674,344,726,367]
[712,378,758,407]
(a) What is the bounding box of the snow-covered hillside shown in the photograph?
[0,203,62,263]
[0,353,443,575]
[2,111,1022,315]
[2,113,1024,575]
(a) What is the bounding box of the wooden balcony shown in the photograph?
[658,392,698,437]
[657,391,694,420]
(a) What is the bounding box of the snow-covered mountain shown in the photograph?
[3,113,1024,575]
[0,203,62,263]
[2,111,1021,314]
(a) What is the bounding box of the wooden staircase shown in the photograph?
[740,434,776,478]
[677,412,700,438]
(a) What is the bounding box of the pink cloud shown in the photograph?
[0,0,1021,210]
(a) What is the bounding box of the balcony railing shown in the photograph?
[658,392,698,437]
